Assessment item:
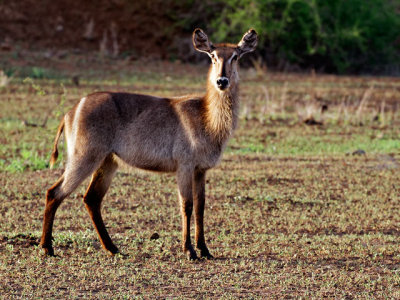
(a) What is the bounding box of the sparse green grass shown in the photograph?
[0,54,400,298]
[229,123,399,155]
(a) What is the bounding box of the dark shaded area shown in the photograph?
[0,0,399,74]
[0,234,39,248]
[0,0,185,59]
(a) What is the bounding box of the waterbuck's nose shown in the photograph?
[216,77,229,90]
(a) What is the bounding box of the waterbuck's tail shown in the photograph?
[49,117,65,168]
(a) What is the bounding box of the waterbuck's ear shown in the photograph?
[193,28,214,54]
[237,29,258,57]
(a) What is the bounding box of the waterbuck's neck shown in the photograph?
[203,76,240,142]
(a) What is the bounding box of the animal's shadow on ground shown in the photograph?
[1,233,39,248]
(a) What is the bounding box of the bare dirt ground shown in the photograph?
[0,53,400,298]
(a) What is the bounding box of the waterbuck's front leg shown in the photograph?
[177,168,198,260]
[193,169,213,259]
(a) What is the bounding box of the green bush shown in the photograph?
[206,0,400,73]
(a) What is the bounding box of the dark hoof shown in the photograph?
[200,249,214,259]
[42,245,55,257]
[186,248,199,261]
[202,253,214,260]
[105,246,120,256]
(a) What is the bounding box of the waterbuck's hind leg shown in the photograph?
[40,176,65,256]
[193,169,213,259]
[40,152,107,256]
[83,155,119,255]
[177,168,198,260]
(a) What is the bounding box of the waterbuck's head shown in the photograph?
[193,28,258,92]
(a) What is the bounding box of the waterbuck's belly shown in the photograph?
[121,156,177,172]
[113,135,177,172]
[113,137,224,173]
[111,111,226,173]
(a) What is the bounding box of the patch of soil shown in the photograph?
[303,117,323,126]
[0,0,190,59]
[265,176,303,185]
[0,233,40,248]
[294,227,400,237]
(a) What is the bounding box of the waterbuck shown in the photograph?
[40,28,258,260]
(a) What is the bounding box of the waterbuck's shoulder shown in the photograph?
[169,94,205,111]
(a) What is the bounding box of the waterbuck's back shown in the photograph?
[64,92,222,173]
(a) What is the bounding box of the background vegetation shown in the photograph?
[0,0,399,74]
[175,0,400,73]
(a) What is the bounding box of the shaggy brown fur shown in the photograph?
[40,28,257,260]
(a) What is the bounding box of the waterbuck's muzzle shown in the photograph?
[216,77,229,90]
